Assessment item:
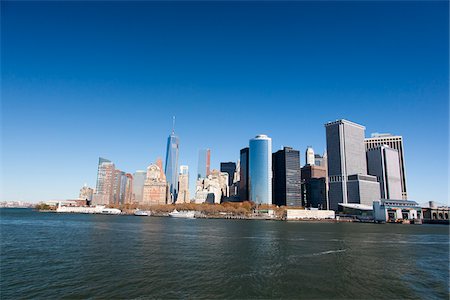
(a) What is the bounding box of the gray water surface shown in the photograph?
[1,208,448,299]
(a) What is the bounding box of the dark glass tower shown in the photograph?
[220,162,236,186]
[239,147,249,201]
[272,147,302,207]
[165,119,179,203]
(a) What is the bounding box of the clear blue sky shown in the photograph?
[1,1,448,204]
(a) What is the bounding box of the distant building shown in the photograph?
[178,165,190,203]
[220,162,236,187]
[239,147,249,201]
[422,201,449,224]
[249,135,272,205]
[112,169,123,205]
[367,145,402,199]
[365,133,408,199]
[132,170,146,204]
[305,146,315,166]
[165,120,179,204]
[272,147,302,207]
[373,199,422,223]
[197,148,211,179]
[93,157,115,205]
[325,119,380,210]
[301,164,328,209]
[143,162,168,205]
[79,184,94,201]
[124,173,133,204]
[195,170,228,204]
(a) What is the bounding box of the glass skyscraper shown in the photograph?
[249,135,272,205]
[197,148,211,179]
[165,131,179,203]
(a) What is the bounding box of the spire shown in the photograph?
[172,116,175,134]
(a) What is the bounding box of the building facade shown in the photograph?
[365,133,408,199]
[220,162,236,187]
[301,164,328,209]
[178,165,190,203]
[197,148,211,179]
[325,119,380,210]
[93,157,115,205]
[239,147,249,201]
[165,130,179,204]
[367,145,402,199]
[79,184,94,202]
[305,146,315,166]
[272,147,302,207]
[132,170,146,204]
[249,135,272,205]
[143,163,168,205]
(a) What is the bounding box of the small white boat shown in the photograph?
[101,208,121,215]
[134,210,150,216]
[169,209,195,219]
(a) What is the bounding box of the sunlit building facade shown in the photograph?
[249,135,272,205]
[165,131,179,203]
[197,148,211,179]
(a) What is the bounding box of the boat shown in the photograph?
[169,209,195,219]
[101,208,121,215]
[134,210,150,216]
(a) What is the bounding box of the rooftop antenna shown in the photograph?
[172,116,175,134]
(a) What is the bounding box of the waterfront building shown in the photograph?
[112,169,123,205]
[373,199,422,223]
[325,119,380,210]
[305,146,315,166]
[220,162,236,187]
[132,170,146,204]
[239,147,249,201]
[93,157,115,205]
[143,162,168,205]
[367,145,402,199]
[301,164,328,209]
[124,173,133,204]
[272,147,302,207]
[249,135,272,205]
[194,171,228,204]
[79,184,94,201]
[197,148,211,179]
[422,201,449,224]
[165,121,180,204]
[365,133,408,199]
[178,165,190,203]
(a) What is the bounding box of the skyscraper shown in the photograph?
[93,157,115,205]
[367,145,402,200]
[143,162,168,205]
[220,162,236,187]
[325,119,380,210]
[305,146,315,166]
[165,119,179,203]
[132,170,146,204]
[272,147,302,207]
[249,135,272,205]
[124,173,133,204]
[178,165,190,203]
[197,148,211,179]
[365,133,408,199]
[239,147,249,201]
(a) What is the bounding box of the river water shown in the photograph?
[1,208,448,299]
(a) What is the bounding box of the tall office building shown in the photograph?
[249,135,272,205]
[178,165,190,203]
[165,120,179,204]
[132,170,146,204]
[93,157,115,205]
[143,162,168,205]
[124,173,133,204]
[220,162,236,187]
[272,147,302,207]
[197,149,211,179]
[325,119,380,210]
[365,133,408,199]
[301,164,328,209]
[367,145,402,200]
[305,146,315,166]
[239,147,249,201]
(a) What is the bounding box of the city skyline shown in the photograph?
[2,1,448,204]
